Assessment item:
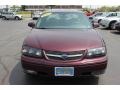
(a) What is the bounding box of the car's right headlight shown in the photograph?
[22,46,42,58]
[86,47,106,58]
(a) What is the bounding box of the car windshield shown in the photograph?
[36,12,92,29]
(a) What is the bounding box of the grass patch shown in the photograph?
[17,11,32,18]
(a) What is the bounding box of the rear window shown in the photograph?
[36,12,92,29]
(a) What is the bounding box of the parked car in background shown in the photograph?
[93,12,118,24]
[21,9,107,77]
[88,12,105,23]
[100,12,120,29]
[2,12,22,20]
[32,11,42,20]
[89,12,105,20]
[115,21,120,31]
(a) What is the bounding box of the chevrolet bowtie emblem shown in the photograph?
[61,54,68,60]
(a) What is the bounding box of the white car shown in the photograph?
[2,12,22,20]
[89,12,105,20]
[93,12,118,24]
[32,11,42,20]
[100,12,120,29]
[88,12,105,23]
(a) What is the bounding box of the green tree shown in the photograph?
[10,5,21,12]
[21,5,26,11]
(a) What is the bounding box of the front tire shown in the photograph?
[2,16,6,20]
[109,22,116,30]
[98,19,102,23]
[15,17,20,20]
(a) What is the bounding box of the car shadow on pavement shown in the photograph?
[9,62,99,85]
[110,30,120,35]
[98,27,109,30]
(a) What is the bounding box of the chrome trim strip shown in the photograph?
[46,53,83,58]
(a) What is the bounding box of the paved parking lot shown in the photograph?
[0,19,120,85]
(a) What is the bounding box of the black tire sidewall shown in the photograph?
[15,17,20,20]
[98,19,102,23]
[110,22,116,30]
[2,16,6,20]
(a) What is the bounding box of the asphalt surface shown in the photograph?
[0,19,120,85]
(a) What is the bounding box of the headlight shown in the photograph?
[86,47,106,58]
[22,46,42,58]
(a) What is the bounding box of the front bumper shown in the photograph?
[21,55,107,77]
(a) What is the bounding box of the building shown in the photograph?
[24,5,82,11]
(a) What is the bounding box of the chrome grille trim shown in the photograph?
[46,53,83,58]
[44,50,85,60]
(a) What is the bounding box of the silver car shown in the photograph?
[2,12,22,20]
[100,12,120,29]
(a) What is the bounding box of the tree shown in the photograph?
[10,5,20,12]
[21,5,26,11]
[98,6,120,12]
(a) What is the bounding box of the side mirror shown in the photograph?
[92,22,99,28]
[28,22,35,28]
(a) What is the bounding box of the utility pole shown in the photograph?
[6,5,9,12]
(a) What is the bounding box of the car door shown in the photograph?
[9,13,14,19]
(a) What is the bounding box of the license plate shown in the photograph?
[55,67,74,76]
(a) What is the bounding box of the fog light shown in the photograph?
[26,70,38,75]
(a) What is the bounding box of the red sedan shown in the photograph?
[21,9,107,77]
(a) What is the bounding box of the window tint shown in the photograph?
[36,12,92,29]
[95,13,103,16]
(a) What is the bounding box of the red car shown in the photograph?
[21,9,107,77]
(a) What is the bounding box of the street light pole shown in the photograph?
[6,5,8,12]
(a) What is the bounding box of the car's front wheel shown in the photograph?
[109,21,116,30]
[15,16,20,20]
[98,19,102,23]
[2,16,7,20]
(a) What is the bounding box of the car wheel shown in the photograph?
[98,19,102,23]
[2,16,6,20]
[109,22,116,30]
[15,17,20,20]
[32,18,35,20]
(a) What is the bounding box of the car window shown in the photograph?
[36,12,92,29]
[107,13,117,17]
[9,13,12,15]
[117,13,120,17]
[95,13,103,16]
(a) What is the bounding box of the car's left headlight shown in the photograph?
[22,46,42,58]
[86,47,106,58]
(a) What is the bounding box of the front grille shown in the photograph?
[44,50,85,61]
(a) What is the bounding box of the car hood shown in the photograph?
[24,29,103,51]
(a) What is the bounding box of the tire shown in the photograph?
[109,22,116,30]
[32,18,35,20]
[2,16,6,20]
[32,17,38,20]
[15,17,20,20]
[98,19,102,23]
